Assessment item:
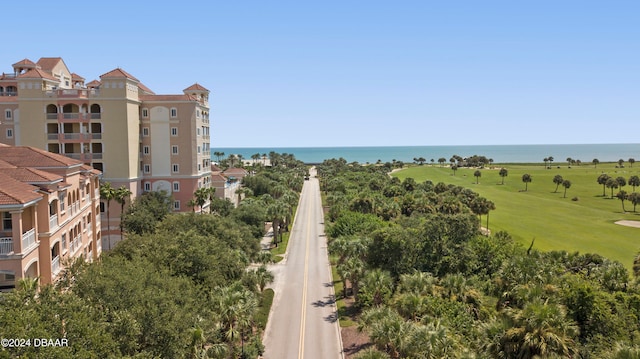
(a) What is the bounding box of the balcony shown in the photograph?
[49,214,58,230]
[0,237,13,254]
[52,256,60,275]
[22,228,36,251]
[70,235,82,254]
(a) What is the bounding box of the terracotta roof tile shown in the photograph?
[210,164,222,172]
[223,168,248,175]
[100,68,139,82]
[137,82,155,95]
[71,73,85,81]
[86,80,101,87]
[184,83,209,92]
[0,172,41,205]
[211,174,227,182]
[0,159,16,168]
[17,68,58,81]
[0,146,81,168]
[2,168,62,183]
[36,57,64,71]
[12,58,36,67]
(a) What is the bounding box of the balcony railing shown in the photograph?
[0,237,13,254]
[46,113,58,120]
[52,256,60,275]
[70,235,82,254]
[22,228,36,251]
[49,214,58,230]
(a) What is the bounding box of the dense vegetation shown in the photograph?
[0,153,307,359]
[393,161,640,268]
[318,158,640,359]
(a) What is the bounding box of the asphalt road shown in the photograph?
[262,168,343,359]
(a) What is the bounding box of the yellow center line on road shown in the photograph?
[298,185,312,358]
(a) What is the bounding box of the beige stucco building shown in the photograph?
[0,143,101,290]
[0,57,212,249]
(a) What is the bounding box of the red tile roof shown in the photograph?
[0,172,41,205]
[17,68,58,81]
[223,168,248,175]
[12,58,36,67]
[137,82,155,95]
[71,73,85,81]
[36,57,64,72]
[86,80,101,88]
[100,68,139,81]
[2,168,62,183]
[184,83,209,92]
[0,146,81,168]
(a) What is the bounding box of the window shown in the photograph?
[196,109,201,118]
[171,127,178,136]
[142,127,149,136]
[2,212,11,231]
[142,108,148,117]
[172,145,178,155]
[170,108,177,117]
[6,129,13,138]
[59,194,65,212]
[143,146,150,155]
[61,234,67,251]
[5,110,11,119]
[144,164,151,173]
[173,200,180,210]
[172,164,179,173]
[197,146,201,154]
[197,128,201,136]
[198,164,201,171]
[173,182,180,192]
[144,182,151,191]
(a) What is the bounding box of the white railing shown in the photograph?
[70,235,82,254]
[52,256,60,274]
[0,237,13,254]
[22,228,36,250]
[49,214,58,230]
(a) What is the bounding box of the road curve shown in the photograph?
[262,168,343,359]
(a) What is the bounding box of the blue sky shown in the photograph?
[3,1,639,147]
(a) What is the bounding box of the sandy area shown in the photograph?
[615,220,640,228]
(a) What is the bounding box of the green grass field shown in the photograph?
[393,162,640,269]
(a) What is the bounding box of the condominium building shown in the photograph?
[0,57,212,248]
[0,143,101,290]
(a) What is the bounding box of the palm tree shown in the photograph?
[474,170,481,184]
[254,265,274,293]
[606,177,619,198]
[499,168,508,185]
[634,252,640,279]
[617,190,629,212]
[543,157,549,168]
[186,198,197,213]
[499,301,578,358]
[553,174,564,193]
[267,200,287,246]
[617,176,627,192]
[562,179,571,198]
[598,173,611,196]
[451,165,458,176]
[566,157,573,166]
[99,182,116,250]
[438,157,446,167]
[470,197,495,233]
[548,156,554,167]
[114,186,132,238]
[619,159,625,167]
[629,175,640,192]
[630,158,636,168]
[194,187,209,213]
[360,269,394,307]
[592,158,600,168]
[213,151,225,164]
[522,173,532,191]
[629,192,640,212]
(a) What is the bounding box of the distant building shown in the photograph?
[0,143,101,290]
[0,57,212,249]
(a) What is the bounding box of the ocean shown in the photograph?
[212,144,640,165]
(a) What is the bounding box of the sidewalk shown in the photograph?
[261,223,274,251]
